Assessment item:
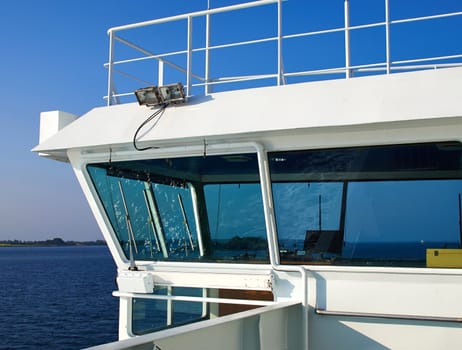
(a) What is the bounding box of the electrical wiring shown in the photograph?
[133,103,169,151]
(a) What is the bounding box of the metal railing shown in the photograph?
[316,308,462,323]
[104,0,462,105]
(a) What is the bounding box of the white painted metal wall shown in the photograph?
[35,62,462,349]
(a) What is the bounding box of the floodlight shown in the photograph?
[135,83,186,107]
[134,86,161,107]
[158,83,186,104]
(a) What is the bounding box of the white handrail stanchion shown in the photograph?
[385,0,391,75]
[277,0,283,85]
[344,0,351,79]
[187,16,193,98]
[107,31,115,106]
[205,1,211,95]
[158,60,164,87]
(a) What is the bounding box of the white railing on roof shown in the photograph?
[104,0,462,105]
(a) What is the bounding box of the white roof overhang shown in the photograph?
[33,67,462,161]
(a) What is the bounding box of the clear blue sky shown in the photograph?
[0,0,461,241]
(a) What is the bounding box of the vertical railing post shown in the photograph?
[344,0,351,79]
[277,0,283,85]
[107,30,115,106]
[205,2,211,95]
[187,16,193,98]
[166,286,173,326]
[158,60,164,86]
[385,0,391,74]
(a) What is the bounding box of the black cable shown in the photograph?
[133,103,169,151]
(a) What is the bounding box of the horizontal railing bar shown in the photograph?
[348,62,387,70]
[316,308,462,323]
[283,66,347,77]
[284,21,388,41]
[283,27,345,40]
[107,50,186,66]
[105,56,154,66]
[349,21,386,31]
[108,0,278,34]
[192,74,277,87]
[102,92,134,101]
[211,74,277,82]
[284,58,462,78]
[113,291,275,306]
[356,63,462,73]
[393,53,462,65]
[391,11,462,25]
[199,36,278,52]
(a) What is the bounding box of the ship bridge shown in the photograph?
[34,1,462,349]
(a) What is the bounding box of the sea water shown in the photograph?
[0,246,118,349]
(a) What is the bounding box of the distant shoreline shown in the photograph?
[0,238,106,247]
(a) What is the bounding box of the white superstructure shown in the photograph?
[34,1,462,349]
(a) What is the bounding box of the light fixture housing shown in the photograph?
[135,83,185,107]
[134,86,161,107]
[159,83,186,104]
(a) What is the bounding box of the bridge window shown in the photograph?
[269,142,462,267]
[87,152,269,263]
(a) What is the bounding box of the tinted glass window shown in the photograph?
[270,142,462,267]
[132,287,205,335]
[205,183,268,261]
[87,153,269,263]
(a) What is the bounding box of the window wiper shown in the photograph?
[178,193,195,252]
[143,190,160,256]
[143,182,169,258]
[118,181,138,270]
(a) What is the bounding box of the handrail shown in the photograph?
[113,291,275,307]
[104,0,462,105]
[107,0,279,34]
[316,308,462,323]
[105,0,280,104]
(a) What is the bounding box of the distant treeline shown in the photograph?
[0,237,106,247]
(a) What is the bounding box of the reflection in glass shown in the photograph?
[132,286,205,335]
[87,153,269,263]
[270,142,462,267]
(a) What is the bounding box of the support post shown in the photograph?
[385,0,391,74]
[277,0,284,85]
[107,31,115,105]
[205,1,211,94]
[158,60,164,86]
[187,16,193,97]
[344,0,351,78]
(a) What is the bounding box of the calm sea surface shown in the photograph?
[0,246,118,349]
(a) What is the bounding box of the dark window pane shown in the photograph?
[87,153,269,263]
[132,287,205,335]
[270,142,462,267]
